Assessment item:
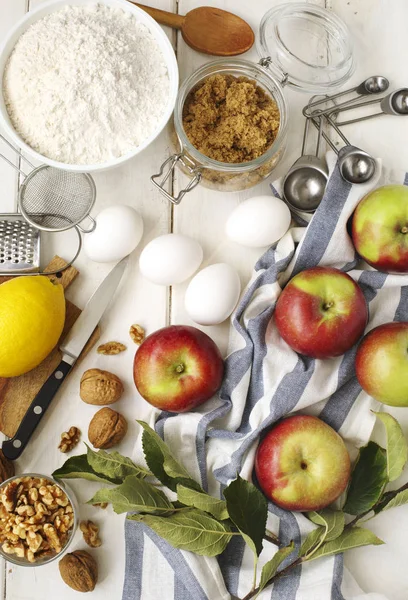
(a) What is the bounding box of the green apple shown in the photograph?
[255,415,351,511]
[355,322,408,407]
[352,185,408,273]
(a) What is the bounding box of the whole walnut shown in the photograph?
[88,407,128,449]
[80,369,124,405]
[59,550,97,592]
[0,450,15,484]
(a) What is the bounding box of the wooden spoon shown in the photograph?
[132,3,255,56]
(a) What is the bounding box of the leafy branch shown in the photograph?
[52,413,408,600]
[347,479,408,528]
[241,525,383,600]
[242,556,302,600]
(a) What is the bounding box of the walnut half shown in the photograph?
[80,520,101,548]
[129,324,145,345]
[58,427,81,453]
[97,341,126,355]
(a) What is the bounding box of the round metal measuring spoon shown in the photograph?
[390,88,408,113]
[303,75,389,118]
[309,117,377,184]
[324,114,377,184]
[356,75,390,95]
[331,88,408,125]
[282,117,328,213]
[338,148,377,184]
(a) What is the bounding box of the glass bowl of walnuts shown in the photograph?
[0,473,78,566]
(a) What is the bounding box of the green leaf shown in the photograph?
[374,412,408,482]
[300,527,325,556]
[52,454,118,485]
[305,527,384,562]
[376,489,408,513]
[177,485,229,520]
[138,421,202,493]
[86,445,151,482]
[128,508,232,557]
[307,510,345,542]
[258,543,295,594]
[87,475,173,515]
[343,441,388,515]
[223,476,267,557]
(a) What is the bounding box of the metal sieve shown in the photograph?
[19,166,96,233]
[0,133,96,233]
[0,134,89,275]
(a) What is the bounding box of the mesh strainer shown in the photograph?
[19,166,96,233]
[0,134,95,274]
[0,133,96,233]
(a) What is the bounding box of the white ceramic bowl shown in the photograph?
[0,0,179,172]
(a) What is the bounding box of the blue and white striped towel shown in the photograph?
[123,148,408,600]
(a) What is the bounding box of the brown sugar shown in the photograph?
[182,74,280,164]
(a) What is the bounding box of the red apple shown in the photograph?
[356,322,408,407]
[255,415,351,511]
[351,185,408,273]
[274,266,368,359]
[133,325,224,412]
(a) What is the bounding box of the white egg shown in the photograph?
[139,234,203,285]
[185,263,241,326]
[226,195,291,248]
[84,205,144,263]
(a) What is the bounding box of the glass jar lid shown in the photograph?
[257,3,355,93]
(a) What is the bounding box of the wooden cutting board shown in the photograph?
[0,256,100,438]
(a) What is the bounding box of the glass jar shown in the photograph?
[152,3,355,204]
[0,473,78,567]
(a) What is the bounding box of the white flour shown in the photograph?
[3,4,170,164]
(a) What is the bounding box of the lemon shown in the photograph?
[0,276,65,377]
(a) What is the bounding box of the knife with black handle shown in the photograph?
[2,257,128,460]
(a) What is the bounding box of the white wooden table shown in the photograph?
[1,0,408,598]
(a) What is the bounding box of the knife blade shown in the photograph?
[60,257,128,364]
[2,257,128,460]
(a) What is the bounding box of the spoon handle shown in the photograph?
[310,118,339,154]
[327,96,382,116]
[134,3,185,30]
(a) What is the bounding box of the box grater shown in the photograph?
[0,214,41,275]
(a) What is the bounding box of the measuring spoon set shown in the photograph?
[283,76,408,214]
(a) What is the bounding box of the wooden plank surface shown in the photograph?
[0,4,27,596]
[1,0,175,599]
[173,2,408,600]
[0,0,25,215]
[327,4,408,598]
[171,0,329,353]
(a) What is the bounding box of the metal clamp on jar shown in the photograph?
[152,2,355,204]
[151,153,202,205]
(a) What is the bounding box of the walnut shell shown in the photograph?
[80,369,124,405]
[59,550,97,592]
[88,407,128,449]
[0,450,15,484]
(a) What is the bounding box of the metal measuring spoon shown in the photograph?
[303,76,389,118]
[310,118,377,184]
[330,88,408,125]
[324,114,377,183]
[283,117,328,213]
